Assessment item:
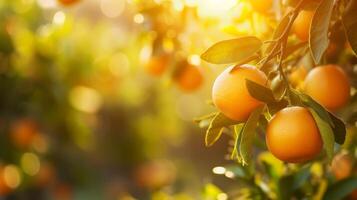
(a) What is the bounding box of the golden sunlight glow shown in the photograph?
[69,86,103,114]
[4,165,21,189]
[195,0,237,18]
[21,153,40,176]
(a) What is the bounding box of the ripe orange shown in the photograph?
[266,106,322,163]
[212,65,267,121]
[292,10,314,42]
[250,0,273,14]
[145,55,169,76]
[174,63,203,92]
[331,152,353,180]
[304,65,350,111]
[57,0,79,6]
[11,119,38,149]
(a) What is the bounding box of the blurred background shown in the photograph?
[1,0,357,199]
[0,0,263,199]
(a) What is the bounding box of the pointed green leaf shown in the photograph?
[329,112,346,145]
[342,0,357,55]
[239,106,264,165]
[299,93,334,127]
[201,36,262,64]
[205,127,224,147]
[323,177,357,200]
[205,113,240,147]
[231,124,244,162]
[246,79,276,103]
[309,0,334,64]
[309,108,334,162]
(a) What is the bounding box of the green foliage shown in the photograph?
[323,177,357,200]
[201,36,262,64]
[342,0,357,55]
[309,0,334,64]
[309,108,335,162]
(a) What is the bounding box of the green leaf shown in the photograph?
[194,113,218,128]
[205,113,240,147]
[323,177,357,200]
[246,79,276,103]
[292,165,311,190]
[267,100,288,116]
[231,124,244,162]
[329,113,346,145]
[309,0,334,64]
[309,108,334,162]
[342,0,357,55]
[299,93,334,127]
[271,75,287,101]
[201,36,262,64]
[239,106,264,165]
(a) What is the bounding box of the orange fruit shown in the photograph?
[266,106,322,163]
[11,119,38,149]
[212,65,267,121]
[134,160,176,190]
[292,10,314,42]
[0,167,11,196]
[250,0,273,14]
[35,163,56,187]
[174,63,203,92]
[304,65,350,111]
[145,55,169,76]
[331,152,353,180]
[58,0,79,6]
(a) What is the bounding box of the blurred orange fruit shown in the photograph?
[35,163,56,187]
[54,183,72,200]
[11,119,38,149]
[0,167,11,196]
[266,106,322,163]
[331,152,353,180]
[289,65,307,88]
[292,10,314,42]
[250,0,273,14]
[304,65,350,111]
[58,0,79,6]
[134,160,176,190]
[145,55,169,76]
[212,65,267,121]
[174,63,203,92]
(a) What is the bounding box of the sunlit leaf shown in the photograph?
[205,113,239,147]
[323,177,357,200]
[271,75,287,101]
[239,106,264,165]
[329,112,346,145]
[201,36,262,64]
[265,13,291,55]
[309,108,334,162]
[231,124,244,162]
[342,0,357,55]
[246,79,276,103]
[309,0,334,64]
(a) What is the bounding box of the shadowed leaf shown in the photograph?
[309,0,334,64]
[246,79,276,103]
[309,108,334,162]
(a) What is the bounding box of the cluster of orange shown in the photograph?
[145,54,204,93]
